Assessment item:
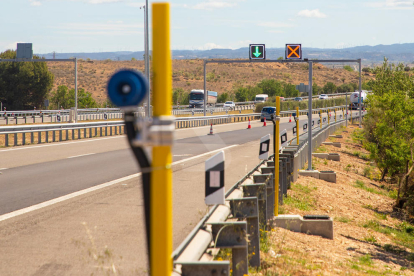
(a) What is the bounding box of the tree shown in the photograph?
[362,67,371,73]
[218,92,229,103]
[363,60,414,211]
[284,83,299,97]
[257,79,284,97]
[323,82,337,94]
[344,65,354,72]
[277,57,283,60]
[172,88,189,105]
[50,85,98,109]
[0,50,54,110]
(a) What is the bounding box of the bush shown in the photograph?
[405,66,411,72]
[362,67,371,73]
[344,65,354,72]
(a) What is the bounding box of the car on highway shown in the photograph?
[319,94,329,100]
[223,101,235,109]
[294,97,303,102]
[260,106,276,122]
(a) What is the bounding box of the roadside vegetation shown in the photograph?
[249,125,414,275]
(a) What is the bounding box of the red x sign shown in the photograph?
[285,44,302,60]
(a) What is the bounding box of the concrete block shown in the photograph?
[321,142,341,148]
[319,171,336,183]
[272,214,334,239]
[329,135,343,138]
[312,153,329,160]
[302,215,334,239]
[298,170,320,179]
[313,153,340,161]
[272,215,302,233]
[328,153,340,161]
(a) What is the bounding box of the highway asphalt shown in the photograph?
[0,112,361,275]
[0,112,361,216]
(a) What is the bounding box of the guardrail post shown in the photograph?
[110,126,113,136]
[5,134,9,147]
[78,129,81,139]
[6,117,8,125]
[229,197,260,267]
[31,132,34,144]
[89,128,92,138]
[100,127,103,137]
[38,131,41,144]
[53,130,56,142]
[46,131,49,143]
[207,222,248,276]
[105,126,108,136]
[242,183,267,228]
[59,130,62,141]
[14,133,17,146]
[72,129,75,140]
[24,116,27,124]
[253,173,273,220]
[41,114,44,123]
[22,133,26,145]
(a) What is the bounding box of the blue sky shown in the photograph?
[0,0,413,54]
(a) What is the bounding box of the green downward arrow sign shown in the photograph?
[253,46,262,57]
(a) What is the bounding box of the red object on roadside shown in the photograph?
[247,118,251,129]
[263,117,267,127]
[208,123,214,135]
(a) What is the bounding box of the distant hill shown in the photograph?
[37,43,414,65]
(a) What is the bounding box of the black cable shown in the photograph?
[124,113,151,266]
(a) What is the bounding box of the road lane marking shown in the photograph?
[0,168,8,170]
[0,144,238,222]
[67,153,96,159]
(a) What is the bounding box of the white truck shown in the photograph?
[255,94,268,103]
[349,91,367,110]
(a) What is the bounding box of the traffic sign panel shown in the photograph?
[259,134,270,160]
[249,44,265,60]
[285,44,302,60]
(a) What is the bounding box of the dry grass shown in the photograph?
[47,59,375,105]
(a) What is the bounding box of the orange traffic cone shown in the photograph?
[289,114,292,123]
[208,124,214,135]
[208,123,214,135]
[263,117,267,127]
[247,118,251,129]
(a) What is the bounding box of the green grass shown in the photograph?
[354,180,399,199]
[283,183,317,211]
[364,234,378,243]
[315,145,328,153]
[335,216,351,223]
[362,220,414,252]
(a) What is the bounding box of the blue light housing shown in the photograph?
[107,70,148,107]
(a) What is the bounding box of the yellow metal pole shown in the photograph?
[296,106,299,145]
[274,96,280,216]
[151,3,172,276]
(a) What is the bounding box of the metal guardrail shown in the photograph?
[0,105,356,147]
[171,116,358,275]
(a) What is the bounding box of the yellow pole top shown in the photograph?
[152,3,171,117]
[276,96,280,115]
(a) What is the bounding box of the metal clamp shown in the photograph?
[131,115,175,147]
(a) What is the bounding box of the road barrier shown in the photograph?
[0,107,356,147]
[172,115,363,275]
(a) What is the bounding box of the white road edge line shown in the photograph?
[0,168,8,170]
[0,144,238,222]
[67,153,96,159]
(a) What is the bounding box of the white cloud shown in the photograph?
[197,43,224,50]
[29,0,41,6]
[365,0,413,9]
[297,9,327,18]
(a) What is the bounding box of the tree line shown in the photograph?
[363,59,414,216]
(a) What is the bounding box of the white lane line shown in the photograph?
[0,136,124,153]
[67,153,96,159]
[173,154,192,157]
[0,144,238,222]
[0,168,8,171]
